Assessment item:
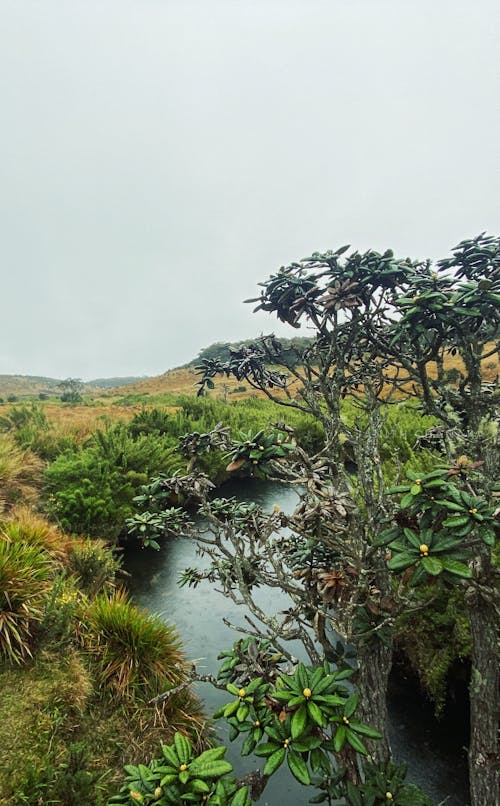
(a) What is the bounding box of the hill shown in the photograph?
[86,376,150,389]
[0,374,151,399]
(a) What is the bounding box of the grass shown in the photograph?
[0,434,42,514]
[0,647,210,805]
[2,507,72,565]
[82,588,186,702]
[0,536,52,663]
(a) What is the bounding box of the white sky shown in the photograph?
[1,0,499,379]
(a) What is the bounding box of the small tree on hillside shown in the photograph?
[58,378,84,403]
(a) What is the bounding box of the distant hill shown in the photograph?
[0,375,66,399]
[86,376,150,389]
[0,374,151,399]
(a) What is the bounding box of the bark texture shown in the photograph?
[356,638,393,763]
[468,579,499,806]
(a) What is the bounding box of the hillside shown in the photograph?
[0,375,150,399]
[104,344,499,401]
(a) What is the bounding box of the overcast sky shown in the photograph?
[1,0,499,380]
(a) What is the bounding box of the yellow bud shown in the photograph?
[254,720,261,727]
[179,763,187,772]
[273,504,280,513]
[342,716,350,725]
[238,688,246,698]
[303,687,312,699]
[386,794,393,801]
[154,788,163,799]
[419,544,429,556]
[469,508,477,514]
[283,738,290,747]
[415,479,422,485]
[130,793,143,803]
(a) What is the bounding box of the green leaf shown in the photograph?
[442,515,470,528]
[344,693,358,717]
[174,732,192,765]
[400,493,415,509]
[441,559,473,578]
[345,729,368,754]
[387,553,415,572]
[230,787,250,806]
[190,779,210,793]
[254,742,279,757]
[307,700,325,727]
[403,528,421,549]
[241,733,256,757]
[410,484,422,496]
[421,556,443,576]
[291,704,308,739]
[287,750,311,785]
[348,721,382,739]
[479,527,496,546]
[333,724,346,752]
[263,747,286,776]
[188,760,233,779]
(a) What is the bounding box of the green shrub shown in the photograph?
[17,742,105,806]
[43,426,181,540]
[67,537,121,594]
[82,589,185,702]
[127,406,173,438]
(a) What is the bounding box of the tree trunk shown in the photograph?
[467,575,499,806]
[355,638,393,762]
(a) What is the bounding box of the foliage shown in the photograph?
[0,536,52,663]
[16,741,106,806]
[59,377,84,404]
[128,407,173,438]
[81,588,186,702]
[67,536,121,594]
[154,234,498,804]
[108,733,250,806]
[43,425,181,540]
[393,586,471,714]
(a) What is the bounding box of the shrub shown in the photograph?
[43,425,180,540]
[127,406,173,438]
[67,537,121,594]
[82,589,185,701]
[0,537,52,663]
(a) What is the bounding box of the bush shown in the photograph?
[67,537,121,594]
[82,589,185,701]
[43,426,181,540]
[0,537,52,663]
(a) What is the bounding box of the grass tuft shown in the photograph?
[82,588,185,701]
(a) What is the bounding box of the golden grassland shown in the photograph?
[102,346,499,401]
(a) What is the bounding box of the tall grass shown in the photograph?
[0,536,52,663]
[82,589,185,701]
[2,507,71,565]
[0,434,42,513]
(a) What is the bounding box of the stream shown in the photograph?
[124,479,469,805]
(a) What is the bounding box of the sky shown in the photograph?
[1,0,499,380]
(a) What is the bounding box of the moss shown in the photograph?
[394,586,471,715]
[0,647,209,805]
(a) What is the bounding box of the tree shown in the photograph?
[58,377,84,403]
[134,235,498,804]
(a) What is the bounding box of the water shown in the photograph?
[124,478,469,805]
